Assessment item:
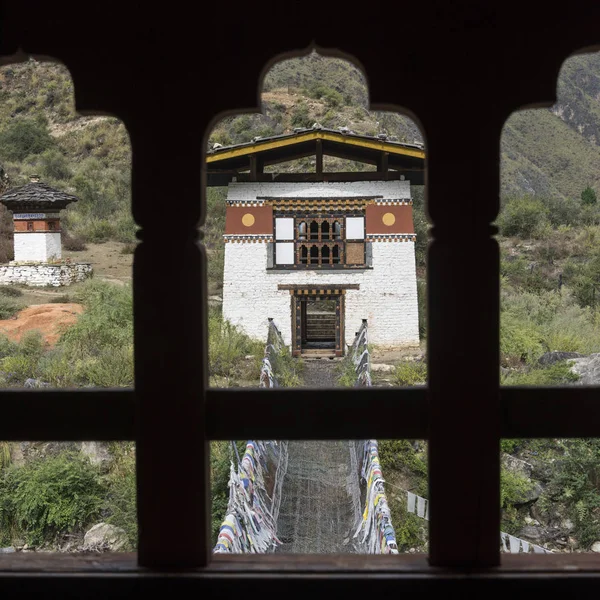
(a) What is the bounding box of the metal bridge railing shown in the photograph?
[349,321,399,554]
[259,318,285,388]
[214,318,289,553]
[350,319,372,387]
[213,441,287,553]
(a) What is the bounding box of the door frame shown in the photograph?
[291,289,345,357]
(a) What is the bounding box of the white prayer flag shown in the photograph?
[424,500,429,521]
[500,532,509,552]
[533,545,545,553]
[407,492,416,514]
[416,496,426,518]
[509,534,521,554]
[521,540,530,553]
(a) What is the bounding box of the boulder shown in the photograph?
[80,442,111,466]
[24,378,50,388]
[83,523,127,552]
[570,354,600,385]
[591,541,600,553]
[371,363,395,373]
[538,351,583,366]
[502,453,533,479]
[502,453,543,502]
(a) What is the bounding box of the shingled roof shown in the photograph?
[0,181,79,211]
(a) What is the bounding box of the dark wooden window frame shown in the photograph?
[273,212,367,269]
[3,4,600,594]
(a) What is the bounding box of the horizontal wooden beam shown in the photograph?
[206,388,428,440]
[2,386,599,442]
[0,389,135,441]
[501,386,600,438]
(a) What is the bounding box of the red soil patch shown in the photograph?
[0,303,83,346]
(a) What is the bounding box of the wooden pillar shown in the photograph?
[378,151,389,180]
[315,139,323,176]
[427,110,500,567]
[132,113,209,568]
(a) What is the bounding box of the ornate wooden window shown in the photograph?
[273,214,367,268]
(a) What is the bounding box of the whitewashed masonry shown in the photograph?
[222,181,420,350]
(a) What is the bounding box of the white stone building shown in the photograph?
[208,129,424,356]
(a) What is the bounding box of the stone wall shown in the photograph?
[0,263,93,287]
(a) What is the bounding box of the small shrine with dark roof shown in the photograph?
[0,176,92,286]
[0,175,78,263]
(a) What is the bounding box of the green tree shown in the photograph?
[581,186,597,206]
[0,118,55,162]
[497,195,550,239]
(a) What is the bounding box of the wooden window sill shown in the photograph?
[3,552,600,575]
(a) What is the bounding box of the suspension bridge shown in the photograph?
[214,320,399,554]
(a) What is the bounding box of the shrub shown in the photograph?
[306,83,344,107]
[62,232,87,251]
[38,148,72,180]
[336,357,358,387]
[0,295,21,320]
[500,311,545,366]
[58,280,133,355]
[0,334,17,359]
[77,218,116,242]
[210,441,246,546]
[208,307,263,384]
[393,361,427,386]
[1,331,45,384]
[49,294,72,303]
[543,196,583,227]
[0,451,104,546]
[501,361,579,386]
[498,196,550,238]
[581,186,597,206]
[500,467,535,533]
[543,439,600,549]
[291,103,312,128]
[0,286,22,297]
[0,117,55,162]
[104,442,137,549]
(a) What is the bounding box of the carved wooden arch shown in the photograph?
[2,3,600,594]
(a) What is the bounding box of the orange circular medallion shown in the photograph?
[382,212,396,226]
[242,213,255,227]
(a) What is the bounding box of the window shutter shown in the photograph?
[346,216,365,240]
[366,241,373,267]
[275,217,294,240]
[266,242,274,268]
[275,242,294,265]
